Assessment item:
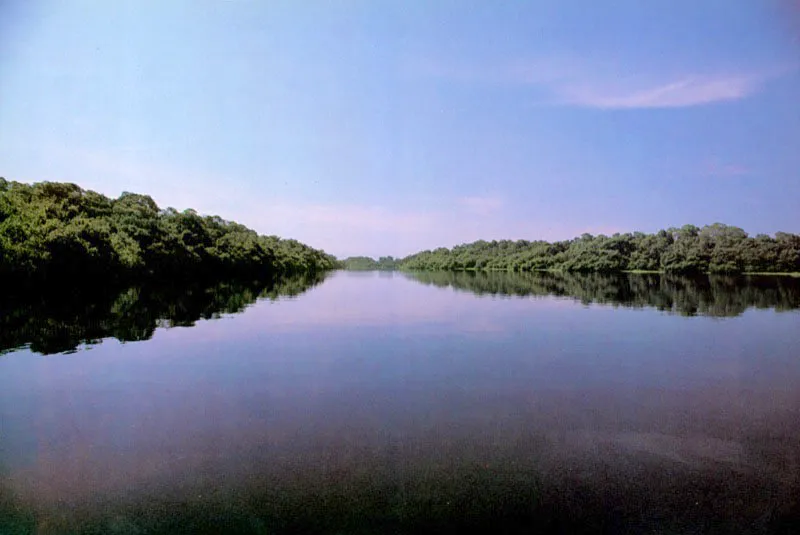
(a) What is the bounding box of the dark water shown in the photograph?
[1,271,799,534]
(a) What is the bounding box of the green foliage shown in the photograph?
[342,255,401,270]
[400,225,800,274]
[0,179,337,282]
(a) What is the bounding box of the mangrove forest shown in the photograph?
[400,225,800,274]
[0,178,337,284]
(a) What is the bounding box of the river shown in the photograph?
[1,271,799,533]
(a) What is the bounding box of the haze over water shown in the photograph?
[1,271,799,533]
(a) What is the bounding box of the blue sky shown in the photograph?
[1,1,799,258]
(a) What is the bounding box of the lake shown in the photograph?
[1,271,799,534]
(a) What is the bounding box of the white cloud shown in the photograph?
[415,55,785,109]
[560,75,759,109]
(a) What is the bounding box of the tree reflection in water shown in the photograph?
[0,272,328,356]
[407,271,800,317]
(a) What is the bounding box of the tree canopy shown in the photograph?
[342,256,401,270]
[0,179,338,283]
[400,224,800,274]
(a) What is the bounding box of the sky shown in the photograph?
[1,0,799,258]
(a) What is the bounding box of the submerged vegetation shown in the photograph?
[401,224,800,274]
[0,178,337,283]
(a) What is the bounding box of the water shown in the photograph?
[1,271,799,534]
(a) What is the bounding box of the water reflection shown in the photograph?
[2,271,800,533]
[5,271,798,356]
[0,272,328,355]
[407,271,800,317]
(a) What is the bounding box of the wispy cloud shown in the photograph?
[560,75,760,109]
[414,56,785,109]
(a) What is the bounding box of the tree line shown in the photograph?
[400,224,800,274]
[0,179,338,284]
[341,255,402,270]
[5,180,797,279]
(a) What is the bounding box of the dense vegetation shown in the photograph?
[407,271,800,318]
[0,178,337,283]
[0,272,327,355]
[401,224,800,274]
[342,255,401,270]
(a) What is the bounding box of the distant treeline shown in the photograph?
[0,272,327,355]
[407,271,800,318]
[401,224,800,274]
[0,179,338,283]
[342,256,401,270]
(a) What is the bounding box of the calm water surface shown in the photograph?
[1,271,799,534]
